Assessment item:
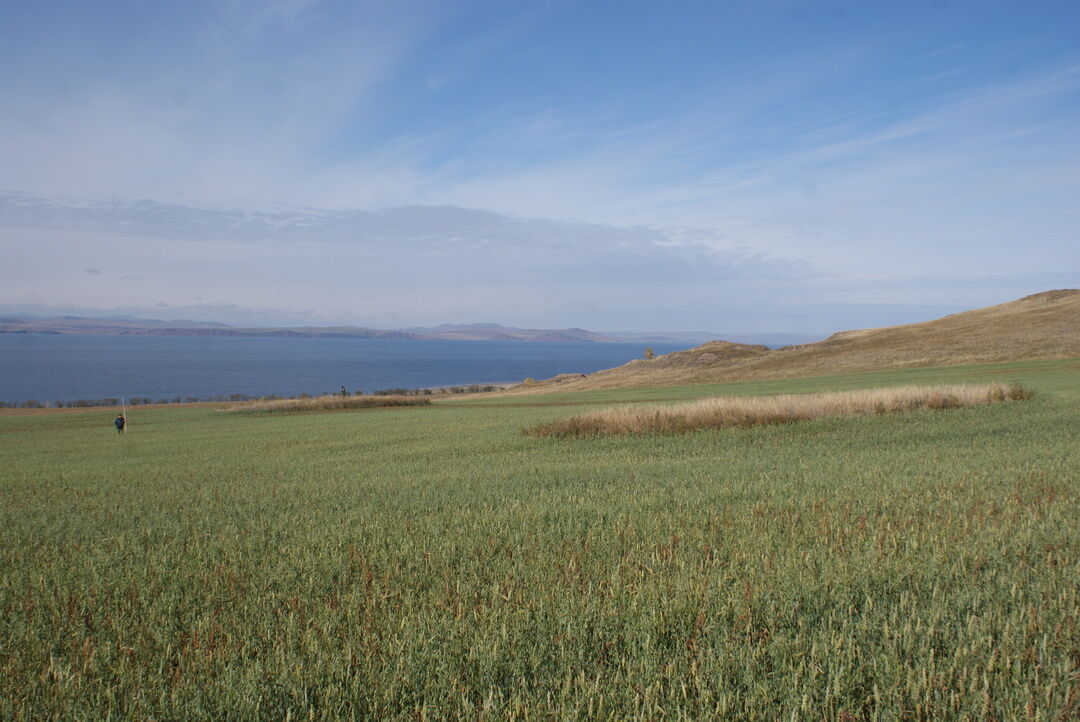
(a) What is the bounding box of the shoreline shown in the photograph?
[0,381,523,412]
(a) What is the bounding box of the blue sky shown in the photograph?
[1,0,1078,333]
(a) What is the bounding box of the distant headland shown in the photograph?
[0,316,821,347]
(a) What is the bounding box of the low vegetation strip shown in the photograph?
[224,394,431,414]
[526,382,1032,437]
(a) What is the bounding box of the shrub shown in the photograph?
[525,383,1034,438]
[223,394,431,414]
[1006,382,1034,401]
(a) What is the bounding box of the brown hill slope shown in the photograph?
[515,289,1080,392]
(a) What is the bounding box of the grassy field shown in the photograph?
[1,358,1078,719]
[514,289,1080,392]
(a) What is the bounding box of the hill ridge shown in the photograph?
[515,289,1080,391]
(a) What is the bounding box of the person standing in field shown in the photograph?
[114,414,126,434]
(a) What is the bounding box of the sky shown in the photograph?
[1,0,1078,334]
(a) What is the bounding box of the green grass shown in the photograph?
[458,356,1080,406]
[1,359,1078,719]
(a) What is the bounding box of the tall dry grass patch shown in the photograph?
[526,383,1032,437]
[224,394,430,414]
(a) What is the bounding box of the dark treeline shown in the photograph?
[1,384,506,409]
[372,385,500,396]
[1,394,257,409]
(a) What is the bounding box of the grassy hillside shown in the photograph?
[1,358,1078,719]
[515,289,1080,392]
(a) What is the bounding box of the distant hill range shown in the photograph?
[0,317,604,342]
[0,316,822,346]
[516,289,1080,391]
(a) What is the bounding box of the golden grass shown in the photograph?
[508,289,1080,393]
[223,394,430,414]
[525,383,1032,437]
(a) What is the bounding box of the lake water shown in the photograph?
[0,334,693,404]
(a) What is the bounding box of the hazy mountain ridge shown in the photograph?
[0,316,617,343]
[0,315,824,346]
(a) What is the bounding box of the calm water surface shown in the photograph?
[0,334,692,404]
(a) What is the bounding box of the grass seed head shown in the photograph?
[525,383,1033,437]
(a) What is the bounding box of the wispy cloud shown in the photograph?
[0,1,440,203]
[0,2,1077,332]
[0,192,823,329]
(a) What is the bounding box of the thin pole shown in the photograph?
[122,397,127,434]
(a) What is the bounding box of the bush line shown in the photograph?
[1,384,505,409]
[223,394,432,414]
[525,383,1034,437]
